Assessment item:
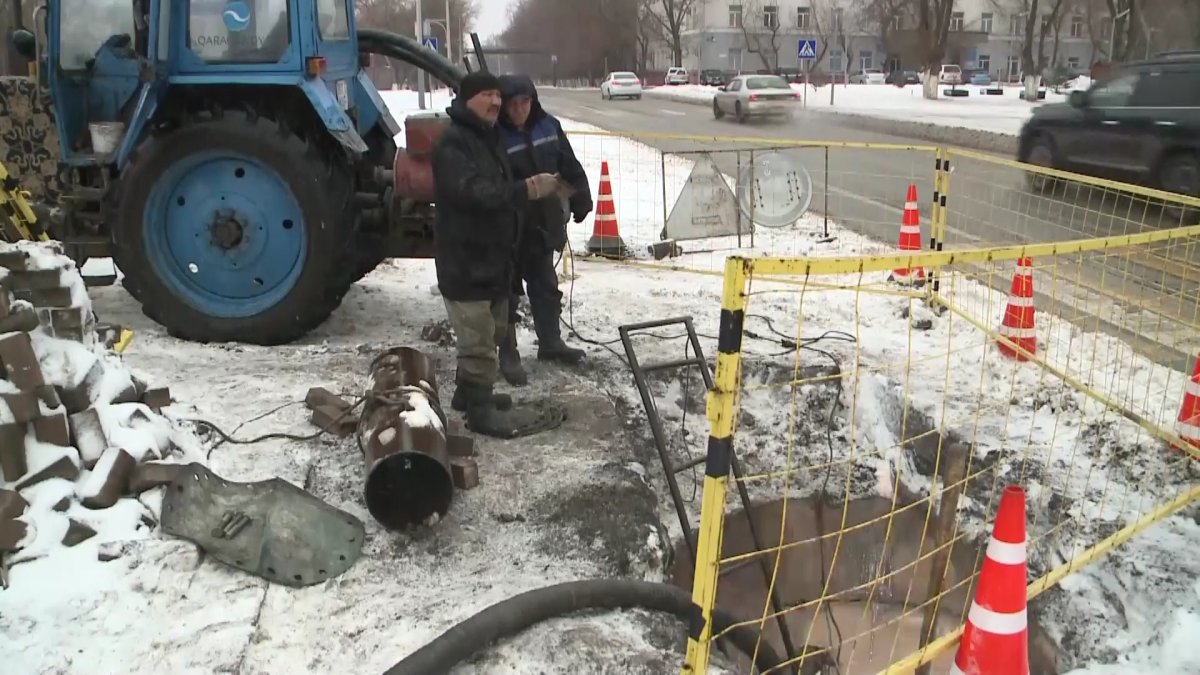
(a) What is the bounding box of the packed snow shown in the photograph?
[1,87,1196,675]
[646,81,1076,135]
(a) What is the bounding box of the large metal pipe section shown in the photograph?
[358,347,453,530]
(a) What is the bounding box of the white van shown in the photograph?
[938,64,962,84]
[666,67,689,85]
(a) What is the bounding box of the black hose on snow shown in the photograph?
[357,29,466,92]
[382,579,788,675]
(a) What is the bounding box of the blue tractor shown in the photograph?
[7,0,475,344]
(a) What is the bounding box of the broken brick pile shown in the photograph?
[0,242,188,587]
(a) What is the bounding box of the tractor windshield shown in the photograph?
[59,0,136,69]
[189,0,291,63]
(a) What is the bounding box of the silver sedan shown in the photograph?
[712,74,800,123]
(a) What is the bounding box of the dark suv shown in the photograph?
[1017,53,1200,200]
[699,69,726,86]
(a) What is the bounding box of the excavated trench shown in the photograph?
[647,361,1063,674]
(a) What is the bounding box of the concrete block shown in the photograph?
[450,458,479,490]
[58,360,104,413]
[0,290,9,319]
[0,392,40,423]
[68,409,107,467]
[6,269,63,290]
[128,461,186,494]
[0,489,27,521]
[305,387,351,412]
[80,448,137,510]
[446,433,475,458]
[310,405,357,438]
[13,286,73,308]
[34,384,61,410]
[0,519,28,551]
[41,307,86,333]
[0,424,26,482]
[0,250,30,271]
[15,455,80,490]
[0,306,39,333]
[0,331,45,389]
[62,519,96,547]
[141,388,173,411]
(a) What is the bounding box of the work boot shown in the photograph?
[451,369,512,412]
[461,380,554,439]
[532,301,586,364]
[498,323,528,386]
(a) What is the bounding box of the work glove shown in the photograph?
[572,203,592,223]
[525,173,560,200]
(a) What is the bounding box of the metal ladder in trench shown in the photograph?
[618,315,801,664]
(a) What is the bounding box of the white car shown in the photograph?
[851,68,886,84]
[600,71,643,100]
[938,64,963,85]
[712,74,800,123]
[665,66,689,85]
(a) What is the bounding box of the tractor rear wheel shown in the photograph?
[112,109,354,345]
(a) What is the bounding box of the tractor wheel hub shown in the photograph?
[211,211,246,249]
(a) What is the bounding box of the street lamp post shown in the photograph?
[1108,7,1130,63]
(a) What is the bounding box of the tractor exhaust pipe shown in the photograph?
[358,347,454,530]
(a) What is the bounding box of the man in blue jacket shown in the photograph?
[497,74,593,386]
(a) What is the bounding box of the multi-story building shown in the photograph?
[676,0,1102,80]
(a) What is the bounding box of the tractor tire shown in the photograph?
[112,109,355,345]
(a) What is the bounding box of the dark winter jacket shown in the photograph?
[431,96,529,302]
[498,74,592,254]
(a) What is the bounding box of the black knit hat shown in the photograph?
[459,71,502,102]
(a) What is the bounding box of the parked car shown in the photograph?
[966,69,992,86]
[886,70,920,85]
[600,71,643,100]
[938,64,963,85]
[699,69,726,86]
[712,74,800,123]
[666,66,689,85]
[1016,52,1200,210]
[850,68,887,84]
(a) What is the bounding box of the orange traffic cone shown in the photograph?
[586,161,630,258]
[952,485,1029,675]
[1175,353,1200,449]
[997,257,1036,360]
[891,184,925,284]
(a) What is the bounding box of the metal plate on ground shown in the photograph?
[737,151,813,228]
[160,463,365,587]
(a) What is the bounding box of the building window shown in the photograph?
[832,7,843,33]
[1007,55,1020,77]
[977,54,990,72]
[829,48,843,72]
[797,6,811,30]
[728,4,742,28]
[728,47,742,71]
[1010,14,1023,35]
[980,12,993,33]
[859,50,872,70]
[764,5,778,28]
[1070,15,1083,37]
[889,14,901,31]
[1067,56,1080,70]
[950,12,964,31]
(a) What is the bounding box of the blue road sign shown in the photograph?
[223,1,251,32]
[422,36,439,52]
[797,39,818,60]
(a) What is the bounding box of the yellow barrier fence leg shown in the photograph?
[683,256,750,674]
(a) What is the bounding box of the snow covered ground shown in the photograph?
[645,80,1089,135]
[2,87,1196,675]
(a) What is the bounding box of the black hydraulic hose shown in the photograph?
[357,29,466,91]
[383,579,789,675]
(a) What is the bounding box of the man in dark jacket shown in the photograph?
[432,71,561,437]
[496,74,593,386]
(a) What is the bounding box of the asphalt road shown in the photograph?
[541,88,1200,371]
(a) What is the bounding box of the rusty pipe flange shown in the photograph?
[359,346,453,529]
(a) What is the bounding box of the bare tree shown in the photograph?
[635,0,667,72]
[915,0,955,98]
[644,0,697,68]
[851,0,918,67]
[738,0,785,72]
[1017,0,1067,99]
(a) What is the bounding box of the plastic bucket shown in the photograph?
[88,122,126,155]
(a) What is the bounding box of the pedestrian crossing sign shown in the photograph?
[422,36,439,52]
[797,39,818,60]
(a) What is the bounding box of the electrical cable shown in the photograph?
[185,395,367,458]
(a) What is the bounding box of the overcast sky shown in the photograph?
[473,0,519,42]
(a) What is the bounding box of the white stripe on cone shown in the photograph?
[594,213,617,222]
[905,201,918,210]
[998,326,1036,338]
[1015,266,1033,275]
[1185,379,1200,397]
[985,537,1027,565]
[1006,295,1034,307]
[967,602,1028,635]
[597,194,614,202]
[1178,419,1200,438]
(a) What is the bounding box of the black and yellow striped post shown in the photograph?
[682,256,750,674]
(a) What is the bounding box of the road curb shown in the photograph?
[644,89,1019,156]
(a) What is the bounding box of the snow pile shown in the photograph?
[0,241,203,594]
[646,82,1068,135]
